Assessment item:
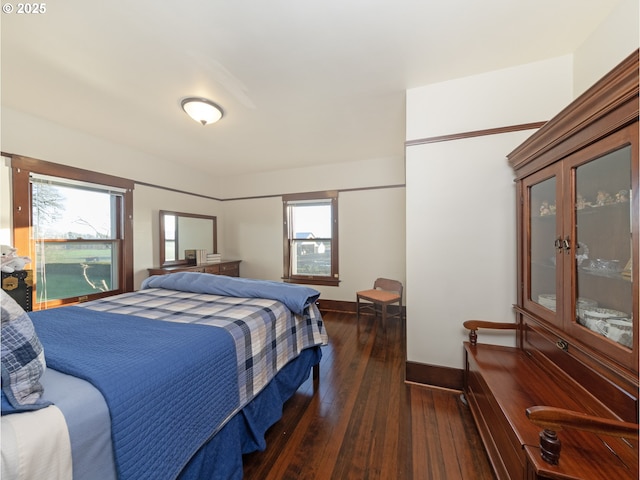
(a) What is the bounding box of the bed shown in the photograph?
[1,272,328,480]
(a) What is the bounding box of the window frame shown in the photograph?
[10,155,134,309]
[282,190,339,287]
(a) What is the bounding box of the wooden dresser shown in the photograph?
[463,50,639,480]
[148,260,241,277]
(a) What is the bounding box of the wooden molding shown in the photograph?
[9,154,135,190]
[316,299,406,318]
[3,152,404,204]
[405,361,464,391]
[316,299,357,314]
[405,122,546,148]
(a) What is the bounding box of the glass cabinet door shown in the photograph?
[522,164,563,326]
[570,143,634,352]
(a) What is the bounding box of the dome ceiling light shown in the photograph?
[181,97,224,126]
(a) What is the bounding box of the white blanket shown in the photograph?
[1,405,72,480]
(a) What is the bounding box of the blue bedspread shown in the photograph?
[80,288,327,409]
[141,272,320,316]
[30,306,239,480]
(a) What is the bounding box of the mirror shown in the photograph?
[159,210,217,266]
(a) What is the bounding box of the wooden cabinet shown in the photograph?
[462,51,638,480]
[520,129,636,368]
[508,50,638,421]
[148,260,241,277]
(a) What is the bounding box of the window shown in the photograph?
[283,191,339,286]
[11,156,134,309]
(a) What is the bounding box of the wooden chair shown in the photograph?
[356,278,403,334]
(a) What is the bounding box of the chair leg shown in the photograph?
[356,297,360,334]
[382,305,387,333]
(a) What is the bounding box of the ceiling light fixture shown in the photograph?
[181,97,224,126]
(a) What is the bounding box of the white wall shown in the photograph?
[218,151,407,301]
[572,0,639,96]
[0,158,12,246]
[1,108,222,196]
[218,155,404,199]
[132,184,224,288]
[0,109,225,290]
[338,188,405,301]
[406,56,572,141]
[1,107,406,296]
[223,186,406,302]
[406,132,531,367]
[405,56,574,368]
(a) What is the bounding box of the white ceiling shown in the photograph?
[1,0,622,177]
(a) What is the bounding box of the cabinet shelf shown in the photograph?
[531,199,631,220]
[531,259,632,283]
[576,201,630,215]
[578,267,632,282]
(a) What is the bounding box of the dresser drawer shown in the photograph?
[203,264,220,274]
[219,262,239,277]
[148,260,240,278]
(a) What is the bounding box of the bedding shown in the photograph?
[2,348,322,480]
[1,290,50,413]
[140,272,321,315]
[40,368,115,480]
[84,272,327,406]
[1,273,327,480]
[1,403,72,480]
[30,307,239,480]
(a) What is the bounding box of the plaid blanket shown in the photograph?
[77,287,327,407]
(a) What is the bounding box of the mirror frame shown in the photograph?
[159,210,218,267]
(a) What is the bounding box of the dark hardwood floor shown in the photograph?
[242,311,495,480]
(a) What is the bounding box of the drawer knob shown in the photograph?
[556,339,569,352]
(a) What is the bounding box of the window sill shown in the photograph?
[283,277,340,287]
